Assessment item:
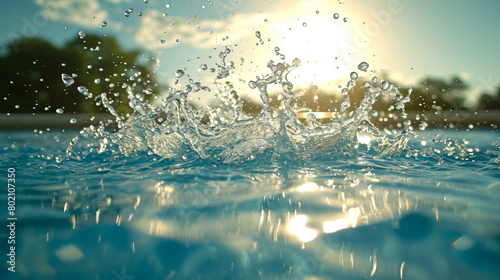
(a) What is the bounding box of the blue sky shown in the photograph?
[1,0,499,105]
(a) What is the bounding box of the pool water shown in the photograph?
[1,128,499,280]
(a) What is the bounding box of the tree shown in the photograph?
[476,87,500,110]
[0,35,161,115]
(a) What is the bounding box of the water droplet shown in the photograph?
[274,47,280,52]
[255,31,261,38]
[201,64,208,70]
[419,123,426,131]
[77,86,89,96]
[160,38,165,44]
[166,3,171,8]
[357,61,369,72]
[144,0,148,2]
[333,13,339,19]
[343,17,348,22]
[350,72,358,79]
[302,22,307,27]
[292,58,301,67]
[94,78,101,84]
[316,10,319,14]
[14,105,20,109]
[61,73,74,87]
[381,81,390,90]
[100,21,107,29]
[70,118,77,124]
[372,76,378,84]
[78,31,86,39]
[138,11,142,16]
[124,11,130,17]
[61,63,66,67]
[175,69,185,78]
[56,108,64,114]
[128,7,133,13]
[249,81,257,89]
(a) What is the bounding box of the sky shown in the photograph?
[1,0,499,106]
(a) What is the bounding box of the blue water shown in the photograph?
[1,129,500,280]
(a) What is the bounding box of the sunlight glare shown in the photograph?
[274,16,353,87]
[288,215,318,243]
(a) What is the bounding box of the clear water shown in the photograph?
[1,128,499,280]
[2,3,500,279]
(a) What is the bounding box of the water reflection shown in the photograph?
[7,130,500,279]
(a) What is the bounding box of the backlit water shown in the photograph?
[1,128,499,279]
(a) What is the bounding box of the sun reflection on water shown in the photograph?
[287,214,318,243]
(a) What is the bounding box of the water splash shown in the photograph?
[66,46,423,164]
[61,73,74,87]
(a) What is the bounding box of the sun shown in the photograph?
[273,16,353,88]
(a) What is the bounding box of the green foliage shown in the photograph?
[476,88,500,110]
[404,76,468,111]
[0,35,160,115]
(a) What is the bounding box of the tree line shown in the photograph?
[0,35,160,115]
[1,36,498,116]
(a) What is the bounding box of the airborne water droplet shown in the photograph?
[302,22,307,27]
[77,86,89,96]
[160,38,165,44]
[343,17,348,22]
[56,108,64,114]
[381,80,390,90]
[255,31,261,38]
[100,21,107,29]
[201,64,208,70]
[350,72,358,79]
[61,73,74,87]
[70,118,77,124]
[357,62,369,72]
[78,31,86,39]
[333,13,339,19]
[175,69,185,78]
[166,3,171,8]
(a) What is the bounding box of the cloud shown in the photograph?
[134,9,269,49]
[34,0,107,28]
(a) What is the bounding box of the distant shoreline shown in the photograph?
[1,111,499,130]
